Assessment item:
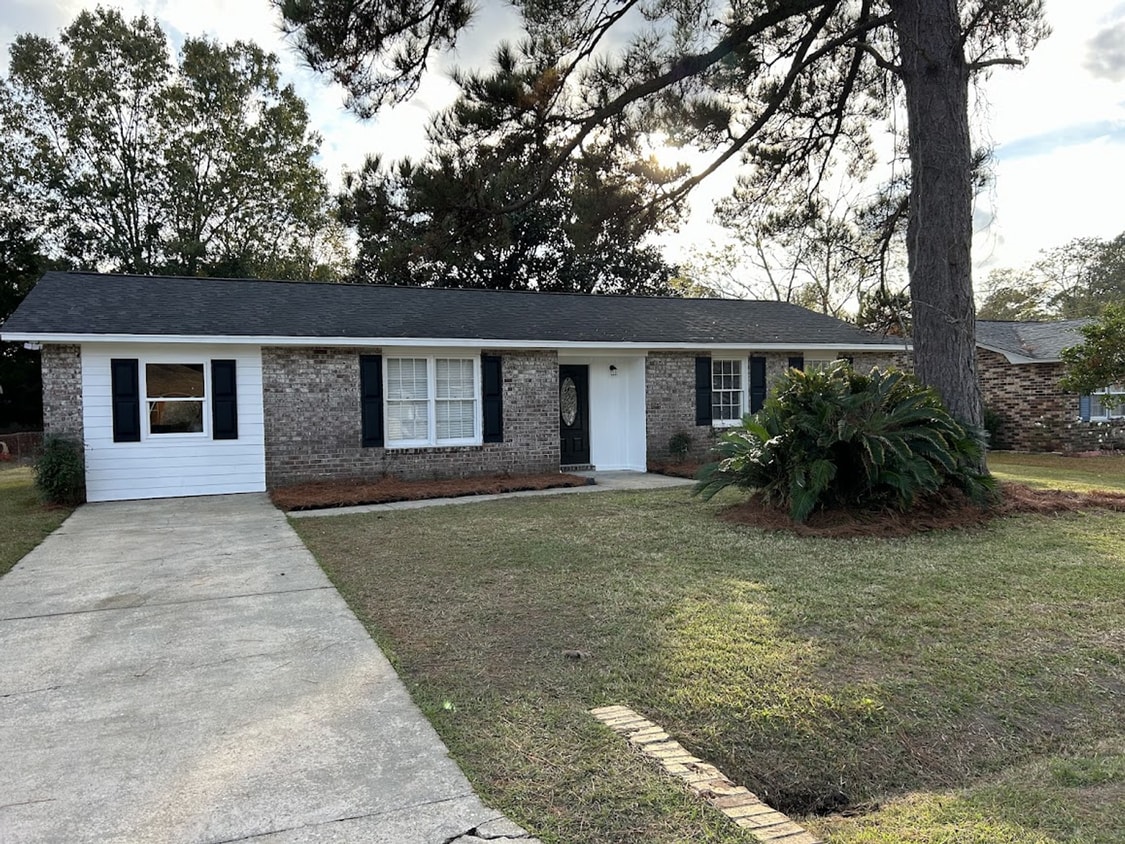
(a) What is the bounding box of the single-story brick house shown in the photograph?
[2,271,910,502]
[976,319,1125,452]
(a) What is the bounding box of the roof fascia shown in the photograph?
[975,342,1056,364]
[0,332,913,352]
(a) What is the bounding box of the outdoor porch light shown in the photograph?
[609,365,618,376]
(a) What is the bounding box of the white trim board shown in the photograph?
[1,331,913,353]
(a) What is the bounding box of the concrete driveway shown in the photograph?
[0,494,537,844]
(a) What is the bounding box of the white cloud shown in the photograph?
[977,136,1125,269]
[971,0,1125,271]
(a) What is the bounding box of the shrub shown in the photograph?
[694,363,994,522]
[667,430,693,462]
[982,405,1009,450]
[35,436,86,505]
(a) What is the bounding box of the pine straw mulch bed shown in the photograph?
[648,460,1125,537]
[720,483,1125,538]
[270,472,591,512]
[647,460,701,479]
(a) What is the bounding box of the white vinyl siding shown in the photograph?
[81,343,266,501]
[384,355,481,447]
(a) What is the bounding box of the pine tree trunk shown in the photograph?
[890,0,984,431]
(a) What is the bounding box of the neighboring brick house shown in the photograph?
[2,271,910,502]
[977,320,1125,452]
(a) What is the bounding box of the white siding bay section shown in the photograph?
[81,343,266,502]
[559,354,647,471]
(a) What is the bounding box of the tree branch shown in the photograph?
[967,56,1025,70]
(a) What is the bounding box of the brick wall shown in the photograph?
[850,350,914,373]
[645,350,913,461]
[978,348,1125,452]
[645,352,714,460]
[262,346,560,486]
[41,344,83,441]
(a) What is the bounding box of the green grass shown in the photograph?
[293,488,1125,844]
[989,452,1125,493]
[0,465,73,578]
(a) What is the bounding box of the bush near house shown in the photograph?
[34,436,85,505]
[695,363,994,522]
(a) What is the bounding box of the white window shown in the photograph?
[712,359,745,425]
[1090,385,1125,420]
[146,362,206,435]
[385,356,480,446]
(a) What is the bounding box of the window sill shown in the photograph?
[383,443,485,455]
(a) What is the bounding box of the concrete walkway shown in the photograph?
[291,469,695,518]
[0,494,539,844]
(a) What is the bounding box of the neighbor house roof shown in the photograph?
[1,272,910,351]
[976,319,1089,363]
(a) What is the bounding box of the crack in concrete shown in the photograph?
[441,816,535,844]
[0,585,334,622]
[0,684,62,698]
[202,793,485,844]
[442,829,532,843]
[0,797,57,810]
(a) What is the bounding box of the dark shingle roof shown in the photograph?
[976,319,1089,361]
[2,271,908,347]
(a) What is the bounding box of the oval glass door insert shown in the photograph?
[560,377,578,426]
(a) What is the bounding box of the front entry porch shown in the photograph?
[557,355,647,472]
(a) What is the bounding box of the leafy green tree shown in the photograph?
[1,8,341,278]
[1059,304,1125,396]
[0,221,49,430]
[981,234,1125,321]
[340,47,681,292]
[977,267,1050,320]
[855,285,911,336]
[279,0,1049,432]
[1050,234,1125,318]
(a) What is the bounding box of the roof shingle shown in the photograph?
[2,272,907,348]
[976,319,1089,361]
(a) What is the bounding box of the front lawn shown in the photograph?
[989,451,1125,493]
[0,465,73,578]
[294,489,1125,844]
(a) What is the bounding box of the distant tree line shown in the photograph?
[978,233,1125,321]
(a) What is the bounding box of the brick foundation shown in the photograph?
[262,346,560,486]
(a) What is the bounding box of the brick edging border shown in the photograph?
[589,705,823,844]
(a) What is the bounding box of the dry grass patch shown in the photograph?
[294,488,1125,844]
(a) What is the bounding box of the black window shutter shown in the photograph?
[482,354,504,443]
[788,355,804,371]
[360,354,384,447]
[749,356,767,414]
[694,356,712,426]
[211,359,239,440]
[111,358,141,443]
[1079,395,1092,422]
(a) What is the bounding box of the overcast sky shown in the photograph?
[2,0,1124,283]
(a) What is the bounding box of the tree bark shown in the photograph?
[890,0,984,430]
